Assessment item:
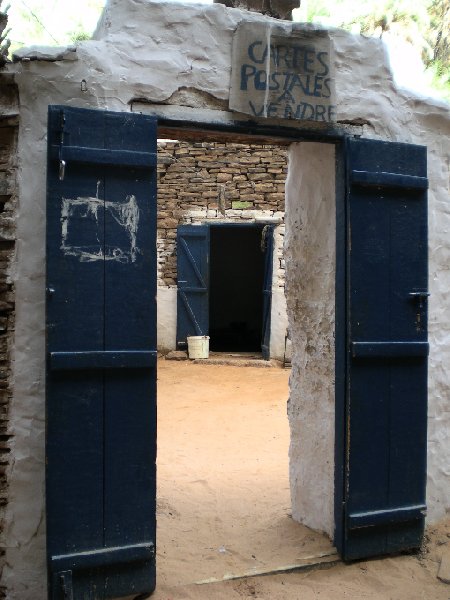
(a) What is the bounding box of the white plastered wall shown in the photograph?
[4,0,450,597]
[285,143,336,536]
[157,287,177,351]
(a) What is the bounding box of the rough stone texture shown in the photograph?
[0,74,18,600]
[157,141,287,287]
[213,0,298,20]
[285,142,336,536]
[4,1,450,597]
[12,45,77,63]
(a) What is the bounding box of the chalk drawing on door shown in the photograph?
[60,195,140,263]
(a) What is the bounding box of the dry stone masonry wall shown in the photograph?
[0,73,18,600]
[156,141,287,287]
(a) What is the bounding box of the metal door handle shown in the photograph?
[59,159,66,181]
[409,292,430,323]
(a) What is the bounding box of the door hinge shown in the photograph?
[58,570,73,600]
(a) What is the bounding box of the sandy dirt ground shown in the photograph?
[154,359,450,600]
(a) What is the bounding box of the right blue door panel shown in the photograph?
[340,138,428,560]
[261,225,274,360]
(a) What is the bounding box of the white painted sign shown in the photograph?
[230,23,336,123]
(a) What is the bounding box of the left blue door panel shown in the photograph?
[176,225,209,349]
[46,106,157,599]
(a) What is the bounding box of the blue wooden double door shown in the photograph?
[46,106,428,599]
[176,223,274,358]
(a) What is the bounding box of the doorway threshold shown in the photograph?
[164,351,280,367]
[194,549,340,585]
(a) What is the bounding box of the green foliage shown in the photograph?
[300,0,450,100]
[9,2,59,51]
[427,61,450,100]
[0,2,10,67]
[8,0,104,54]
[70,30,91,43]
[425,0,450,76]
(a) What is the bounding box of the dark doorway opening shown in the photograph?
[209,224,265,352]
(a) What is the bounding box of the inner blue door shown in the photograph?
[177,224,273,355]
[176,225,209,350]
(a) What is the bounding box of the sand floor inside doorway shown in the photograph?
[156,359,334,588]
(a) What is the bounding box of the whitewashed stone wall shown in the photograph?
[156,141,287,285]
[3,0,450,597]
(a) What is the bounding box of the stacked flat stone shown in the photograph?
[157,141,287,287]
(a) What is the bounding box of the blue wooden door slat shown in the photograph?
[351,342,429,358]
[49,144,157,168]
[351,170,428,190]
[347,504,426,529]
[261,225,274,360]
[176,225,209,348]
[46,106,157,599]
[103,148,157,598]
[338,137,428,561]
[51,542,155,572]
[49,350,157,370]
